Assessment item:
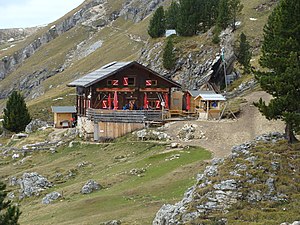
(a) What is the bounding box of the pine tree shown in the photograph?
[148,6,166,38]
[237,32,252,73]
[0,182,21,225]
[177,0,200,36]
[216,0,230,29]
[165,1,179,29]
[254,0,300,143]
[3,91,31,133]
[163,37,176,70]
[228,0,243,31]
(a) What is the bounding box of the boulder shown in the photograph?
[18,172,52,199]
[25,119,48,133]
[81,180,102,194]
[42,191,62,204]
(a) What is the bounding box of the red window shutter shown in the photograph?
[155,100,160,109]
[112,80,119,86]
[102,100,108,109]
[146,80,152,86]
[123,77,128,86]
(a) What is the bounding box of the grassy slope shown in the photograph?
[0,131,211,224]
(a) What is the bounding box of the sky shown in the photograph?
[0,0,85,29]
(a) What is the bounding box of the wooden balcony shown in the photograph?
[86,108,166,123]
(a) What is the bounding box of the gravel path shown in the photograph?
[164,91,285,158]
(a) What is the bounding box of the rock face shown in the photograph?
[153,132,288,224]
[139,28,235,91]
[42,191,62,204]
[0,0,167,100]
[81,180,102,194]
[14,172,53,199]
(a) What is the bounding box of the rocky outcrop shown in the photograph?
[10,172,53,199]
[139,28,235,91]
[120,0,166,23]
[0,27,39,44]
[153,132,291,224]
[25,119,48,133]
[81,180,102,194]
[42,191,62,204]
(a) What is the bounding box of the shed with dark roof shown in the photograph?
[51,106,77,128]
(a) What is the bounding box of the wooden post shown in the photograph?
[94,122,99,141]
[206,100,209,120]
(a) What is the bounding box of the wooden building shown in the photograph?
[51,106,77,128]
[193,91,226,120]
[68,61,181,140]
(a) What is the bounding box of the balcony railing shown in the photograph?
[86,108,165,123]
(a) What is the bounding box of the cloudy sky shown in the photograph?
[0,0,85,29]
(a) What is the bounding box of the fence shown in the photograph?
[87,109,164,123]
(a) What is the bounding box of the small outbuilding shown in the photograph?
[194,91,226,120]
[51,106,77,128]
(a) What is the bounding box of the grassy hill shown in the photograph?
[0,130,211,224]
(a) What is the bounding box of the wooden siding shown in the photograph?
[97,122,144,139]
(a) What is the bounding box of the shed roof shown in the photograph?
[194,91,226,101]
[51,106,77,113]
[67,61,181,88]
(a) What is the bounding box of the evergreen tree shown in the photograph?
[3,91,31,133]
[216,0,230,29]
[237,32,252,73]
[148,6,166,38]
[254,0,300,143]
[163,37,176,70]
[228,0,243,31]
[165,1,179,29]
[177,0,200,36]
[0,182,21,225]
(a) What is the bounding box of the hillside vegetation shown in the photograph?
[0,130,211,224]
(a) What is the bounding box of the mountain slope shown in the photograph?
[0,0,277,120]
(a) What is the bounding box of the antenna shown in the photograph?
[221,47,228,92]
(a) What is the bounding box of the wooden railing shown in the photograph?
[86,108,165,123]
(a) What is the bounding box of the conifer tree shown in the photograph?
[3,91,31,133]
[0,182,21,225]
[216,0,230,29]
[165,1,179,29]
[177,0,200,36]
[163,37,176,70]
[148,6,166,38]
[237,32,252,73]
[228,0,243,30]
[254,0,300,143]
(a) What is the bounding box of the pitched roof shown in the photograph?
[194,91,226,101]
[51,106,77,113]
[67,61,181,88]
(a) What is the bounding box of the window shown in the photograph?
[107,80,112,86]
[151,80,157,86]
[128,77,135,86]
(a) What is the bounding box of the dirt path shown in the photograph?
[164,91,285,158]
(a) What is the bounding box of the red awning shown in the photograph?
[186,93,191,111]
[113,91,118,110]
[108,93,112,109]
[164,93,169,109]
[144,92,149,109]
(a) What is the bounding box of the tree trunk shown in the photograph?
[285,123,298,143]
